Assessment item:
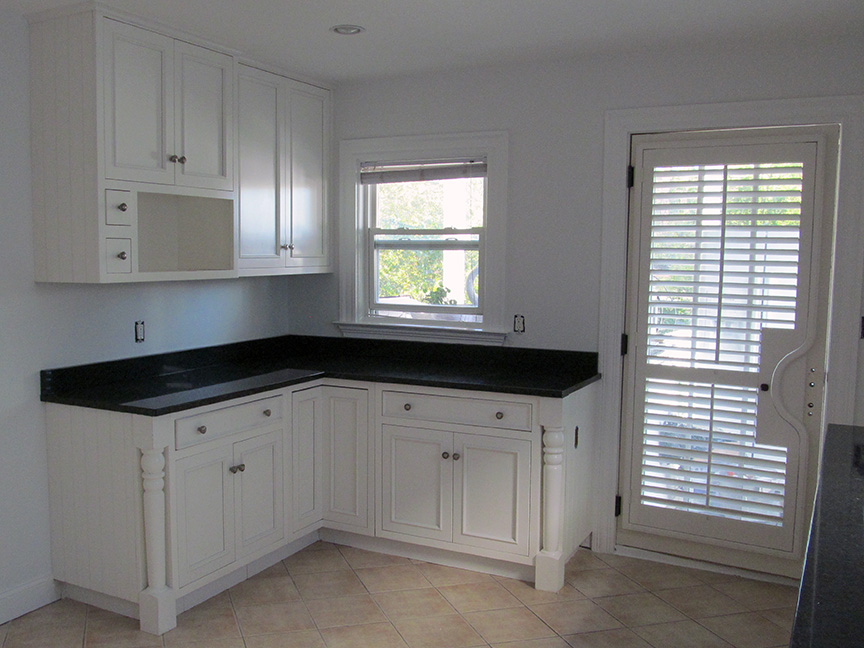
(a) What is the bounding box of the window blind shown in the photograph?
[360,159,487,185]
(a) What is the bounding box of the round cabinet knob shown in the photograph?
[280,244,290,250]
[452,453,461,461]
[263,409,272,417]
[495,411,504,420]
[288,244,295,250]
[118,202,129,212]
[237,463,246,472]
[404,403,412,411]
[117,251,128,260]
[197,425,207,434]
[168,154,179,163]
[442,452,450,460]
[178,155,187,164]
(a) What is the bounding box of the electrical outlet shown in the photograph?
[134,320,145,343]
[513,314,525,333]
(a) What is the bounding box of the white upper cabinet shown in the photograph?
[104,20,233,190]
[238,64,331,275]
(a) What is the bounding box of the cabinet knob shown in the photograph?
[118,202,129,212]
[452,453,461,461]
[263,409,272,417]
[197,425,207,434]
[229,463,246,474]
[238,463,246,472]
[495,411,504,420]
[178,155,187,164]
[442,452,450,460]
[281,244,295,251]
[117,251,128,260]
[404,403,412,411]
[168,154,179,163]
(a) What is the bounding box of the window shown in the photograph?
[339,133,508,342]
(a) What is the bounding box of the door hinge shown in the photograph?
[627,165,635,188]
[615,495,622,517]
[620,333,629,356]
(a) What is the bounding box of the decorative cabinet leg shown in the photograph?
[535,426,566,591]
[139,447,176,634]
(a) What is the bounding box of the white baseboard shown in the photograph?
[0,576,60,625]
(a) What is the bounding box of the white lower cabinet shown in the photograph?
[45,378,596,637]
[381,424,531,555]
[292,385,371,536]
[175,429,284,587]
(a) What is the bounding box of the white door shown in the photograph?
[103,20,174,184]
[620,127,837,560]
[175,444,235,586]
[324,387,371,531]
[173,42,234,190]
[381,425,453,542]
[235,430,284,557]
[292,387,326,533]
[238,67,284,268]
[285,84,329,269]
[452,433,531,555]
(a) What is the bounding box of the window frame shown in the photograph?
[338,132,508,343]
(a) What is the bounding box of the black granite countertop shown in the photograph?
[791,424,864,647]
[40,335,601,416]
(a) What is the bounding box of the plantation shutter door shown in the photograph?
[623,136,821,554]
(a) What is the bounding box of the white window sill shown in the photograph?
[334,321,508,346]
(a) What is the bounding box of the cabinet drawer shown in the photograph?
[175,395,282,449]
[105,238,132,274]
[382,391,532,431]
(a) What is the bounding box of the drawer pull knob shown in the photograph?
[442,452,450,460]
[495,411,504,420]
[404,403,412,411]
[229,463,246,474]
[263,409,272,417]
[118,202,129,212]
[197,425,207,434]
[116,251,128,260]
[452,453,461,461]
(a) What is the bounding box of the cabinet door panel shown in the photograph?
[235,430,284,556]
[238,68,283,265]
[325,387,370,530]
[292,389,325,532]
[104,20,174,184]
[175,42,233,190]
[286,86,328,267]
[381,425,452,541]
[176,445,235,586]
[453,434,531,555]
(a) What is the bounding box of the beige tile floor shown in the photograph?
[0,542,798,648]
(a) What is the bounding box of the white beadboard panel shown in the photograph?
[29,10,100,282]
[45,405,145,603]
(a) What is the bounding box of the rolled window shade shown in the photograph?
[360,158,487,184]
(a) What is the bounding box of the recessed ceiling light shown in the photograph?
[330,24,365,35]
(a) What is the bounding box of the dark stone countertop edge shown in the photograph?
[40,334,601,417]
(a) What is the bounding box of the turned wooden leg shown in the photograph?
[535,426,566,591]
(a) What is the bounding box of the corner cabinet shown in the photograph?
[238,65,331,275]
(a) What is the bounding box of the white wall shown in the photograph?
[0,10,293,622]
[325,37,864,352]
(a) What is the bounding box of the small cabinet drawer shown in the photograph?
[105,238,132,273]
[381,391,532,431]
[175,395,282,449]
[105,189,135,226]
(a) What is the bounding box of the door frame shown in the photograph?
[595,96,864,564]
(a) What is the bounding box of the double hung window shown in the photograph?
[339,132,507,339]
[362,159,486,323]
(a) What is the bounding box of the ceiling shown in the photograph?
[5,0,864,84]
